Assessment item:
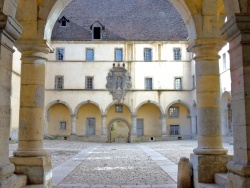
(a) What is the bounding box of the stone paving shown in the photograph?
[8,140,234,188]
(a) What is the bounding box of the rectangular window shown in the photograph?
[56,48,64,61]
[87,118,95,135]
[144,48,152,61]
[174,78,182,90]
[86,49,94,61]
[55,76,64,90]
[173,48,181,60]
[222,53,227,71]
[145,78,153,90]
[86,77,93,89]
[169,107,179,117]
[137,119,144,136]
[115,48,123,61]
[60,122,66,130]
[170,125,179,135]
[115,104,123,113]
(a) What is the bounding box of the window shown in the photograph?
[115,48,123,61]
[86,118,95,135]
[55,76,64,90]
[86,77,93,89]
[86,49,94,61]
[222,53,227,71]
[58,16,69,27]
[56,48,64,61]
[174,78,182,90]
[169,107,179,117]
[93,27,101,39]
[173,48,181,60]
[115,104,123,113]
[144,48,152,61]
[60,122,66,130]
[145,78,153,90]
[137,119,144,136]
[170,125,179,135]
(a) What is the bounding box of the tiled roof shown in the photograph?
[51,0,188,41]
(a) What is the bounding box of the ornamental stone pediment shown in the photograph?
[106,63,132,101]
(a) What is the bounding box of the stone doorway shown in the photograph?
[108,119,130,143]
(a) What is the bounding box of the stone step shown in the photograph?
[16,174,27,188]
[215,173,228,186]
[199,183,224,188]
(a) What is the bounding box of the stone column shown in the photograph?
[0,15,22,188]
[131,115,137,135]
[191,115,197,135]
[71,114,77,135]
[161,114,167,135]
[101,115,107,135]
[221,14,250,187]
[10,40,53,186]
[188,39,232,185]
[188,39,228,155]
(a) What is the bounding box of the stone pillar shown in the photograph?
[71,114,77,135]
[161,114,167,135]
[101,115,107,135]
[0,15,22,188]
[131,115,137,135]
[221,14,250,187]
[188,39,228,155]
[188,39,232,186]
[191,115,197,135]
[10,40,53,187]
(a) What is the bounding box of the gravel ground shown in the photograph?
[61,143,175,185]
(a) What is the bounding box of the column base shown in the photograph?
[0,173,17,188]
[129,135,138,143]
[100,134,108,143]
[193,148,228,155]
[190,153,233,185]
[227,161,250,187]
[9,155,52,187]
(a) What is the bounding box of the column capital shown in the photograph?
[131,114,137,118]
[15,40,54,54]
[221,14,250,43]
[160,114,166,119]
[101,115,107,118]
[187,38,226,61]
[71,114,77,118]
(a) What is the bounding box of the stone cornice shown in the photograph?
[15,40,54,54]
[221,14,250,42]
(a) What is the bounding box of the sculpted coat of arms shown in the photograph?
[106,63,132,101]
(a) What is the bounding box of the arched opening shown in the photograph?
[47,103,72,136]
[108,118,131,143]
[136,103,162,139]
[75,103,102,141]
[166,102,191,139]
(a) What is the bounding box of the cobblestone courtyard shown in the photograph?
[9,140,233,188]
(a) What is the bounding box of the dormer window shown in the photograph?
[58,16,69,27]
[90,21,105,40]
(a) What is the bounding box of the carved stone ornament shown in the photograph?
[106,63,132,101]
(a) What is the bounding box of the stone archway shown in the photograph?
[107,118,131,143]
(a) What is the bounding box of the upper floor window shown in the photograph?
[56,48,64,61]
[58,16,69,27]
[115,48,123,61]
[90,21,104,40]
[86,49,94,61]
[170,125,179,135]
[169,107,179,118]
[86,77,94,89]
[55,76,64,90]
[145,78,153,90]
[173,48,181,60]
[144,48,152,61]
[174,78,182,90]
